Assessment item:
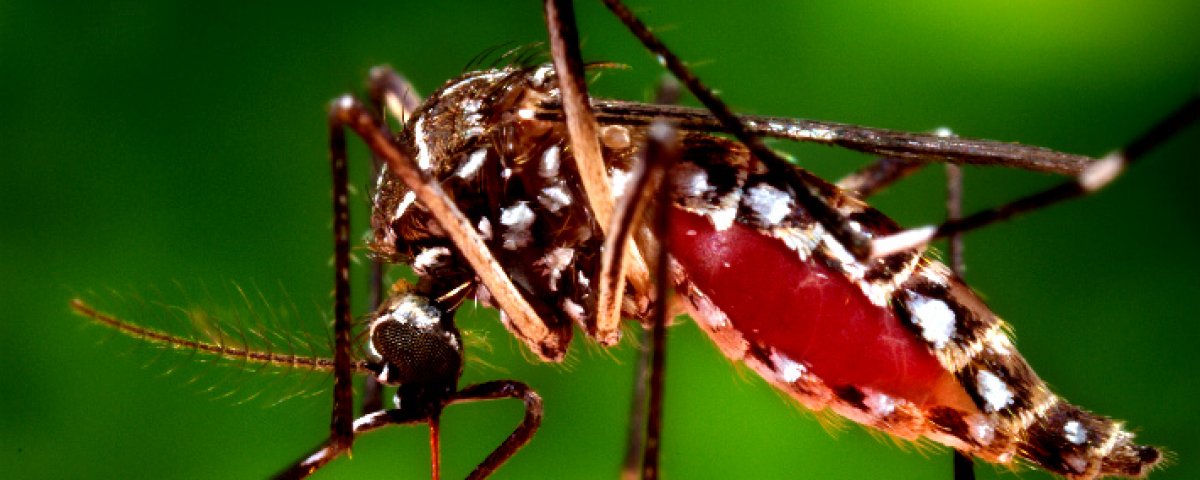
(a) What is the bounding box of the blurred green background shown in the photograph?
[3,1,1198,479]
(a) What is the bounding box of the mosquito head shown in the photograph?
[366,294,463,395]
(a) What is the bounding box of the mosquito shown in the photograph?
[71,1,1197,479]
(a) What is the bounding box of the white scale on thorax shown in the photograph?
[499,201,536,250]
[412,70,509,172]
[457,148,488,180]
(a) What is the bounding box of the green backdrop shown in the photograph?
[2,1,1198,479]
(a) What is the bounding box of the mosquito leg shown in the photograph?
[604,131,669,478]
[952,450,974,480]
[837,157,927,199]
[328,105,355,451]
[274,406,435,479]
[448,380,544,480]
[621,330,650,480]
[274,439,343,478]
[543,0,622,341]
[543,0,610,226]
[543,0,651,345]
[621,76,680,480]
[429,411,444,480]
[360,67,425,415]
[945,164,965,275]
[873,94,1200,257]
[604,120,682,479]
[944,163,974,480]
[642,122,681,480]
[368,66,423,127]
[584,101,1097,176]
[271,117,361,478]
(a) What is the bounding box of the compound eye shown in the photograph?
[368,294,463,387]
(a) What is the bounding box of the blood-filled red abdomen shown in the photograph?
[668,208,959,407]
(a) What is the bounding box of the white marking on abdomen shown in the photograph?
[976,370,1014,412]
[905,292,957,349]
[743,183,793,225]
[1064,420,1087,445]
